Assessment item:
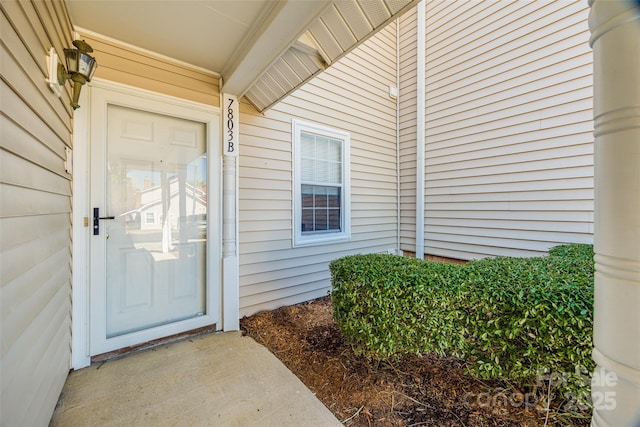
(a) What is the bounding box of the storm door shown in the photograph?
[89,89,219,355]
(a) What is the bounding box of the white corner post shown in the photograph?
[415,0,426,260]
[589,1,640,425]
[222,94,240,331]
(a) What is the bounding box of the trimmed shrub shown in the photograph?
[330,244,595,405]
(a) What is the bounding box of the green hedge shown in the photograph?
[330,244,594,404]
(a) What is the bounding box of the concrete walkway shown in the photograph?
[50,332,342,426]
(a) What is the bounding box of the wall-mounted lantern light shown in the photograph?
[47,40,97,110]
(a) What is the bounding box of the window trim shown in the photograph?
[292,119,351,247]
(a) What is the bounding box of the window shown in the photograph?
[293,120,350,246]
[145,212,155,224]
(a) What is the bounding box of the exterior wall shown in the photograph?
[77,31,220,107]
[398,6,418,254]
[238,24,399,316]
[421,0,594,259]
[0,1,75,425]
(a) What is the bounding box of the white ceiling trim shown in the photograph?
[221,0,333,97]
[74,27,221,78]
[245,0,420,113]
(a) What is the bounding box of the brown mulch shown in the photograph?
[240,297,591,426]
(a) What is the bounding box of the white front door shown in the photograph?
[89,86,220,356]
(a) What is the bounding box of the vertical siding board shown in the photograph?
[238,25,399,316]
[0,1,73,425]
[423,0,593,259]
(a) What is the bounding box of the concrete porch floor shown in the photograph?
[50,332,342,426]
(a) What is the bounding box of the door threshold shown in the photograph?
[90,324,219,364]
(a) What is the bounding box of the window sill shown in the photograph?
[293,234,351,248]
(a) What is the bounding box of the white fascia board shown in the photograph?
[221,0,332,97]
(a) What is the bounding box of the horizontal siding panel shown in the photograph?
[426,158,593,185]
[79,32,220,107]
[239,141,290,160]
[0,79,67,159]
[1,2,72,425]
[279,93,395,140]
[425,199,593,212]
[0,35,70,143]
[239,229,291,245]
[238,25,398,316]
[425,232,591,259]
[0,213,69,252]
[425,232,588,255]
[240,279,330,310]
[352,187,396,198]
[239,200,290,213]
[426,131,593,164]
[337,46,396,86]
[240,177,291,192]
[422,0,593,259]
[429,209,593,223]
[1,4,72,119]
[352,211,397,222]
[0,226,69,285]
[239,190,290,203]
[426,122,593,159]
[0,112,65,174]
[426,143,593,173]
[426,226,592,245]
[426,176,593,195]
[352,150,397,167]
[427,3,584,77]
[427,84,592,137]
[427,60,592,122]
[425,243,543,261]
[426,217,593,234]
[305,67,395,116]
[240,155,290,172]
[241,267,328,293]
[239,239,397,276]
[426,188,593,203]
[427,1,559,65]
[1,149,69,195]
[240,219,291,234]
[0,184,70,217]
[240,287,331,317]
[1,247,69,358]
[2,281,70,425]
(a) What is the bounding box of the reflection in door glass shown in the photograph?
[105,105,207,338]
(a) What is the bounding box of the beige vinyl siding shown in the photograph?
[238,24,398,316]
[77,31,220,107]
[423,0,593,259]
[1,1,74,425]
[398,6,418,253]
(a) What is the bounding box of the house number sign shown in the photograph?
[223,94,239,156]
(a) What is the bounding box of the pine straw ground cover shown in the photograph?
[240,297,590,426]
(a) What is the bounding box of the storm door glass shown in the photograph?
[105,104,207,338]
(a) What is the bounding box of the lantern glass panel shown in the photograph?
[65,49,79,73]
[78,52,94,77]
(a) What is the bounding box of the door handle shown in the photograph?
[93,207,115,235]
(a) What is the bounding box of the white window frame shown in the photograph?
[292,119,351,247]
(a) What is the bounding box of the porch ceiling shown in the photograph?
[66,0,418,112]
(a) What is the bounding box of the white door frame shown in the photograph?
[72,79,223,368]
